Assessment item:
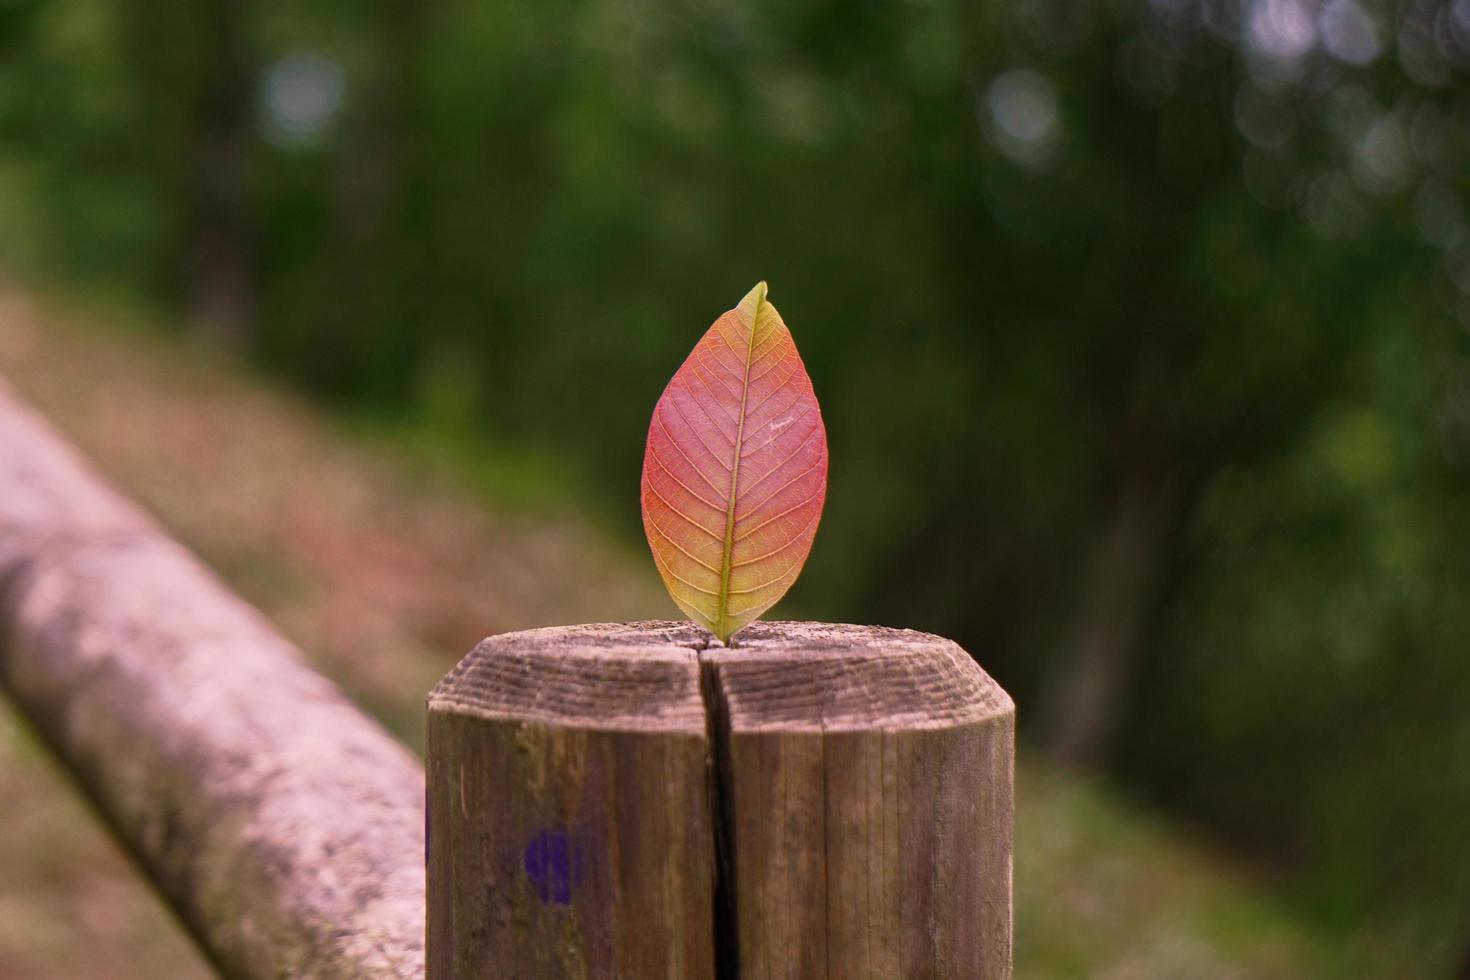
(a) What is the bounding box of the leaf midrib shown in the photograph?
[716,290,762,641]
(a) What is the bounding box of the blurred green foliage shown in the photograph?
[2,0,1469,968]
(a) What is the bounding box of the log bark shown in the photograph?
[0,381,425,980]
[428,621,1015,979]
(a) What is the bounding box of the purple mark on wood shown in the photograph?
[522,829,582,905]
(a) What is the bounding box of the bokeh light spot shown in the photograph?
[259,51,345,149]
[984,68,1062,169]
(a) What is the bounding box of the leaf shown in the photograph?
[640,282,829,643]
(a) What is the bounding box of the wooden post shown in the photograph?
[427,621,1014,979]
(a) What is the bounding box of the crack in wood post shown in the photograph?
[699,650,741,980]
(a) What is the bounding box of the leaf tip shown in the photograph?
[740,280,769,311]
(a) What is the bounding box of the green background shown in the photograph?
[1,0,1467,971]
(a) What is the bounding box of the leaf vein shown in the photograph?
[734,491,821,542]
[694,345,744,395]
[738,454,825,517]
[748,329,786,366]
[741,401,816,460]
[645,483,726,542]
[736,425,823,503]
[651,551,720,596]
[653,413,730,493]
[646,518,722,574]
[662,399,735,474]
[743,367,804,421]
[731,507,822,570]
[681,371,741,441]
[698,344,748,386]
[647,453,725,512]
[715,295,762,634]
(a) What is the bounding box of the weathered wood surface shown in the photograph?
[427,624,715,980]
[0,381,426,980]
[428,621,1015,980]
[706,622,1015,979]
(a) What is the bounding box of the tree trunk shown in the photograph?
[1039,465,1181,768]
[187,0,257,348]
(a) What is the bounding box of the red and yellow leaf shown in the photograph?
[640,282,829,643]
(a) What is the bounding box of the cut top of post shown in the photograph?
[427,620,1013,735]
[700,620,1012,732]
[427,621,708,733]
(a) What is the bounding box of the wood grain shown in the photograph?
[705,622,1015,980]
[427,624,715,980]
[428,621,1014,979]
[0,381,425,980]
